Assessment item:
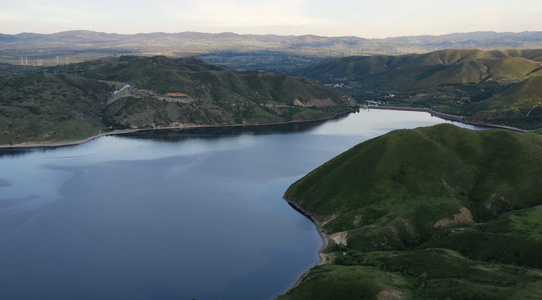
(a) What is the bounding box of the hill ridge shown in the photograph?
[279,123,542,299]
[2,30,542,67]
[288,49,542,130]
[0,56,355,145]
[285,124,542,246]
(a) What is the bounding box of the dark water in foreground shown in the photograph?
[0,110,483,299]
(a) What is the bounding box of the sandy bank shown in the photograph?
[283,198,335,289]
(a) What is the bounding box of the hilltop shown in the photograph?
[0,56,355,146]
[280,124,542,299]
[288,49,542,129]
[289,49,542,83]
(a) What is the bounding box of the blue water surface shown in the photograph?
[0,110,483,299]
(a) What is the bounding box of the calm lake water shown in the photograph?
[0,110,483,300]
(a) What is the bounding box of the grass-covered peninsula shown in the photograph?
[279,124,542,299]
[0,56,356,146]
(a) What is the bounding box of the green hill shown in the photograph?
[288,49,542,129]
[0,73,112,144]
[0,56,355,146]
[80,56,355,129]
[290,49,542,86]
[77,55,351,107]
[280,124,542,299]
[463,76,542,128]
[0,62,37,77]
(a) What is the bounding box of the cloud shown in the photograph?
[2,0,542,37]
[172,1,306,25]
[145,0,332,34]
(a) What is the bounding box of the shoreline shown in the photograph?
[278,107,531,294]
[0,129,144,149]
[0,109,358,150]
[368,106,530,133]
[284,197,335,289]
[2,106,531,150]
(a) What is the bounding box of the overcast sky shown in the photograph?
[2,0,542,38]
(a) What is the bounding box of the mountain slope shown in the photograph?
[288,49,542,129]
[289,49,542,85]
[74,55,356,129]
[285,124,542,248]
[464,76,542,128]
[280,124,542,299]
[77,55,350,105]
[0,56,355,145]
[0,73,112,144]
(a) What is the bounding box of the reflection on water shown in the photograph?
[0,110,485,299]
[122,117,331,142]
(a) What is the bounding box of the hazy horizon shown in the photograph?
[2,0,542,39]
[3,28,542,40]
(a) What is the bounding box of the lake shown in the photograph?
[0,109,483,299]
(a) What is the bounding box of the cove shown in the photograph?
[0,109,484,300]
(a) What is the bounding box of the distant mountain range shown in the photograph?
[1,30,542,66]
[3,30,542,52]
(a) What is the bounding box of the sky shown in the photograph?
[2,0,542,38]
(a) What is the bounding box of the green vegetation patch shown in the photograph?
[1,56,356,145]
[286,125,542,250]
[75,56,355,129]
[277,264,414,300]
[288,49,542,130]
[282,124,542,299]
[280,248,542,300]
[0,73,112,144]
[426,205,542,268]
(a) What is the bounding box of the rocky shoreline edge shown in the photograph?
[283,197,335,291]
[2,106,531,150]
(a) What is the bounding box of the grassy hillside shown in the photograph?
[0,62,38,77]
[288,49,542,129]
[72,56,355,129]
[280,248,542,300]
[0,73,112,144]
[458,76,542,128]
[290,49,542,84]
[75,56,349,105]
[280,124,542,299]
[0,56,355,145]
